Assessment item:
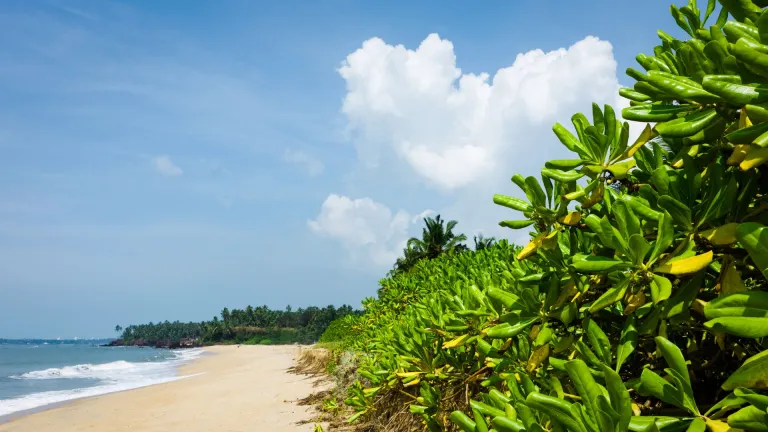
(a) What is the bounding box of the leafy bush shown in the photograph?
[327,0,768,431]
[259,339,273,345]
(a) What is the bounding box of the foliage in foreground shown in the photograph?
[322,1,768,430]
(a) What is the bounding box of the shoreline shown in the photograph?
[0,345,328,431]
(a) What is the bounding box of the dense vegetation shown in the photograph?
[319,1,768,430]
[117,304,358,346]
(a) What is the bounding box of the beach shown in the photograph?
[0,345,327,431]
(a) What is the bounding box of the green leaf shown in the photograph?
[736,222,768,281]
[704,317,768,338]
[727,405,768,431]
[704,391,745,416]
[525,176,547,208]
[571,254,630,273]
[662,270,705,320]
[723,349,768,391]
[564,359,603,427]
[650,274,673,304]
[589,278,630,314]
[616,316,638,373]
[614,200,642,243]
[583,318,612,365]
[500,220,536,230]
[734,388,768,411]
[654,337,692,388]
[698,176,737,228]
[595,395,617,432]
[704,291,768,319]
[601,364,632,432]
[684,417,705,432]
[654,337,698,415]
[629,234,652,266]
[585,214,614,248]
[649,213,674,264]
[525,392,587,432]
[658,196,692,230]
[637,368,686,410]
[628,416,692,432]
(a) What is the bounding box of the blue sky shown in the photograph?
[0,0,684,338]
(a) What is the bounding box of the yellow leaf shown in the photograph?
[655,251,714,275]
[728,144,751,166]
[396,371,423,378]
[403,377,420,387]
[541,230,559,250]
[606,159,637,179]
[720,256,747,295]
[692,299,707,316]
[442,334,470,349]
[625,124,656,158]
[671,145,700,168]
[553,280,577,309]
[705,419,732,432]
[700,223,739,246]
[624,290,646,315]
[517,233,546,260]
[739,107,753,129]
[527,344,550,373]
[582,182,605,209]
[740,146,768,171]
[558,211,582,226]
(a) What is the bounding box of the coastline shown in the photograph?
[0,345,328,431]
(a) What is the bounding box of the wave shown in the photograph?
[0,348,205,417]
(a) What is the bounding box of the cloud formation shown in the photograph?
[313,33,636,265]
[151,155,183,177]
[308,194,417,267]
[283,149,325,177]
[338,34,624,191]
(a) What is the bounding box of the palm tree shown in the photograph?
[407,215,467,260]
[473,234,496,251]
[390,244,424,276]
[114,325,122,334]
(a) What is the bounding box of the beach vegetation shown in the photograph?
[319,0,768,430]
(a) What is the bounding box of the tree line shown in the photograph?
[117,304,359,346]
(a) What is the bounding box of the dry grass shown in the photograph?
[292,346,333,376]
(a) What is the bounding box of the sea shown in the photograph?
[0,339,204,418]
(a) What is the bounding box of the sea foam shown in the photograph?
[0,348,204,417]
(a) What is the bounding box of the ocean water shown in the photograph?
[0,341,204,417]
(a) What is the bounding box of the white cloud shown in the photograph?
[151,155,183,177]
[338,33,628,191]
[313,33,646,266]
[308,194,418,267]
[283,149,324,177]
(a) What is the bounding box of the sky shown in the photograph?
[0,0,688,338]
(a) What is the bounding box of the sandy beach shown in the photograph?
[0,345,328,432]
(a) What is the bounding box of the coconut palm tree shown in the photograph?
[407,215,467,260]
[473,234,496,251]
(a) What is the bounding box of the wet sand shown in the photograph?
[0,345,327,431]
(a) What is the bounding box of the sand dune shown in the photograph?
[0,345,328,432]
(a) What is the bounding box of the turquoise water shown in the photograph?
[0,341,203,417]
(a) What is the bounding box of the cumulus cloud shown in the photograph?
[313,33,642,267]
[151,155,183,177]
[283,149,324,177]
[338,33,627,191]
[308,194,419,267]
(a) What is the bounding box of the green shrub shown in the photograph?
[337,1,768,431]
[259,339,273,345]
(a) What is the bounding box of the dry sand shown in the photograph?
[0,345,329,432]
